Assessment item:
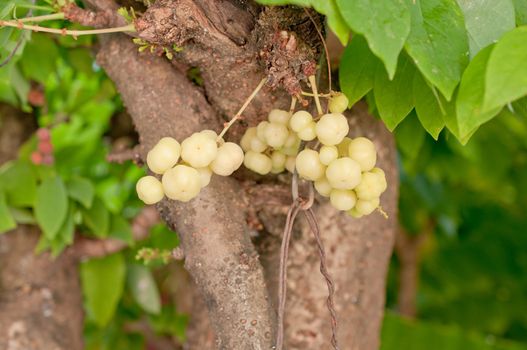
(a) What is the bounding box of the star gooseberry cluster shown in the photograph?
[136,130,244,204]
[239,93,386,217]
[136,93,387,218]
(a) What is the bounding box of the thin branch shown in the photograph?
[0,20,135,36]
[217,77,267,140]
[308,75,323,116]
[304,8,332,93]
[18,13,65,23]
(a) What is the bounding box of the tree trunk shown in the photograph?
[93,1,399,349]
[0,1,399,348]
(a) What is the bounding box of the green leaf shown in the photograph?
[395,111,426,160]
[339,35,379,105]
[80,253,126,327]
[34,177,68,239]
[66,176,95,208]
[374,53,416,130]
[109,215,133,245]
[82,197,110,238]
[336,0,411,78]
[483,27,527,111]
[311,0,350,45]
[0,160,37,207]
[413,73,446,139]
[405,0,469,100]
[457,0,515,58]
[9,208,36,224]
[0,192,16,234]
[456,45,502,138]
[19,33,59,84]
[127,264,161,314]
[513,0,527,25]
[57,202,76,246]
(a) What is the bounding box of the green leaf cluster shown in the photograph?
[257,0,527,143]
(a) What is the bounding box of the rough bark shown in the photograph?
[93,1,399,348]
[0,227,84,350]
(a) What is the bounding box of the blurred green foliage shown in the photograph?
[1,0,527,348]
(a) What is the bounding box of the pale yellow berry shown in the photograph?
[256,121,269,141]
[337,137,352,157]
[355,197,380,216]
[297,121,317,141]
[162,165,201,202]
[181,132,218,168]
[264,122,289,148]
[285,156,296,173]
[326,157,361,190]
[370,167,387,192]
[271,151,286,169]
[196,167,212,188]
[268,109,291,124]
[348,137,376,171]
[146,137,181,174]
[319,145,338,165]
[240,127,257,152]
[210,142,244,176]
[244,151,272,175]
[284,132,300,148]
[136,176,164,204]
[315,113,349,146]
[347,207,363,218]
[250,136,268,153]
[330,189,357,211]
[355,171,385,200]
[295,149,325,181]
[200,129,218,140]
[289,110,313,132]
[328,93,349,114]
[314,177,332,197]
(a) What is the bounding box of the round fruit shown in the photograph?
[210,142,244,176]
[200,129,218,140]
[285,156,296,173]
[181,132,218,168]
[256,121,269,141]
[136,176,165,204]
[268,109,291,124]
[325,157,361,189]
[289,110,313,132]
[240,127,257,152]
[284,132,300,148]
[162,165,201,202]
[319,145,338,165]
[347,207,363,218]
[264,122,289,148]
[271,151,286,169]
[297,121,317,141]
[328,93,349,114]
[146,137,181,174]
[337,137,352,157]
[38,140,53,154]
[348,137,376,171]
[371,167,387,192]
[330,189,357,211]
[244,151,272,175]
[355,171,385,200]
[314,177,332,197]
[196,167,212,187]
[355,197,380,216]
[36,128,50,141]
[250,135,268,153]
[315,113,349,146]
[295,149,325,181]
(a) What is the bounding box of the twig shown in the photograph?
[304,208,340,350]
[17,13,65,22]
[0,20,135,36]
[308,75,323,116]
[217,77,267,140]
[304,8,332,93]
[107,146,142,164]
